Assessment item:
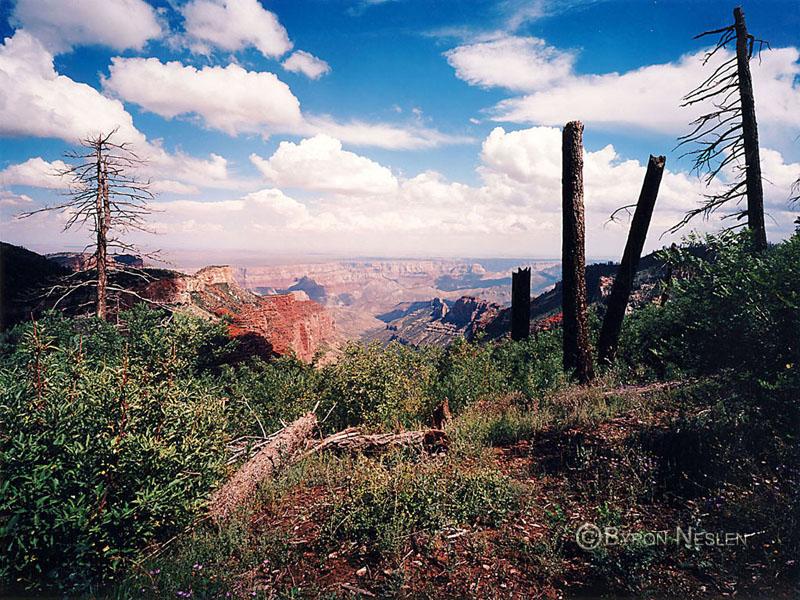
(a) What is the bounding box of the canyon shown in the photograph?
[139,265,341,362]
[231,259,561,340]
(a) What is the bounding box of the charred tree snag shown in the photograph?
[598,155,666,366]
[210,412,317,522]
[734,7,767,251]
[511,267,531,341]
[18,129,157,320]
[431,398,452,430]
[561,121,594,384]
[675,6,768,251]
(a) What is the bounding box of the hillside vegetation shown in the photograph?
[1,232,798,598]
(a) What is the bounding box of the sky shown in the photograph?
[0,0,798,265]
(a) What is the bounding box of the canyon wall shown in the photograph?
[141,266,339,362]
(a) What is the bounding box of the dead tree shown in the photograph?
[561,121,594,384]
[674,6,768,251]
[20,130,156,320]
[511,267,531,341]
[598,155,666,366]
[210,412,317,522]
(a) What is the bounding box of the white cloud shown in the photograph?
[0,31,146,145]
[244,188,312,223]
[104,57,303,136]
[149,180,201,195]
[0,190,34,207]
[487,46,800,135]
[0,157,73,189]
[282,50,331,79]
[0,33,254,198]
[181,0,292,58]
[445,36,575,91]
[70,126,796,258]
[10,0,162,54]
[102,56,467,149]
[301,115,474,150]
[250,135,398,195]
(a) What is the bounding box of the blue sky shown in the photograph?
[1,0,798,264]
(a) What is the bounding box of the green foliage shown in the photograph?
[316,341,441,432]
[113,522,296,599]
[434,331,564,414]
[620,231,800,416]
[0,310,230,593]
[322,454,521,557]
[219,355,317,437]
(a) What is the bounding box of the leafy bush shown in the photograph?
[316,341,441,432]
[322,455,521,557]
[434,331,563,414]
[619,231,800,417]
[219,355,317,437]
[0,310,231,593]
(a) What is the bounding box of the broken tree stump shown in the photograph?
[511,267,531,341]
[598,154,666,366]
[432,398,452,430]
[209,411,317,522]
[562,120,595,384]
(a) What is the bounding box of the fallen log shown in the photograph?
[307,427,449,456]
[209,411,317,522]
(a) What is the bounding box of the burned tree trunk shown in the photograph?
[95,142,108,321]
[598,155,666,366]
[561,121,594,384]
[307,427,449,456]
[511,267,531,341]
[210,412,317,522]
[734,6,767,251]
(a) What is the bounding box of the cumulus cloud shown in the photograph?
[104,57,303,135]
[99,126,798,258]
[301,115,474,150]
[102,55,471,149]
[445,36,575,91]
[0,32,255,198]
[244,188,312,223]
[0,31,146,145]
[0,189,34,207]
[10,0,162,54]
[149,180,201,195]
[486,45,800,135]
[0,157,73,189]
[282,50,331,79]
[181,0,292,58]
[250,135,398,195]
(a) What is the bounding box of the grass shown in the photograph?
[52,377,800,598]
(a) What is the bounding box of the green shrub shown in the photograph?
[316,341,440,432]
[322,455,521,557]
[619,231,800,418]
[219,355,317,437]
[0,310,231,593]
[433,337,503,413]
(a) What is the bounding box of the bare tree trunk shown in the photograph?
[734,6,767,251]
[511,267,531,341]
[210,412,317,522]
[598,155,666,366]
[95,140,108,321]
[306,427,449,456]
[561,121,594,384]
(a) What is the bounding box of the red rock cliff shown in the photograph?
[140,265,338,362]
